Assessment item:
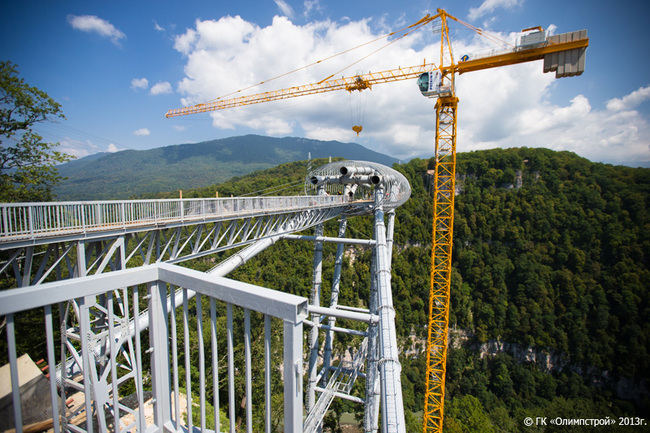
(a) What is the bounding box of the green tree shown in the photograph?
[1,61,72,201]
[445,395,497,433]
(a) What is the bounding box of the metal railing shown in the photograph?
[0,263,306,433]
[0,196,347,243]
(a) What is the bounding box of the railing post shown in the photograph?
[121,202,126,229]
[283,320,303,433]
[149,280,172,427]
[79,204,86,234]
[27,206,34,238]
[2,206,8,239]
[180,198,184,223]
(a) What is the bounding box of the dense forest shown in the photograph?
[159,147,649,431]
[392,149,650,432]
[2,147,648,431]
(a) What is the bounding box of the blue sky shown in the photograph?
[2,0,649,167]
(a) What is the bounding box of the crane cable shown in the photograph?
[446,14,514,50]
[204,15,439,104]
[316,18,436,84]
[349,82,368,136]
[237,179,304,197]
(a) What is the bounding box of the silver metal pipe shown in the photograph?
[310,174,381,186]
[339,166,375,176]
[314,386,365,404]
[337,305,370,314]
[303,319,368,337]
[282,234,375,245]
[323,216,347,385]
[308,305,378,324]
[307,187,325,413]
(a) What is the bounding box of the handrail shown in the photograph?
[0,195,347,244]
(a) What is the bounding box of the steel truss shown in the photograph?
[2,203,348,288]
[423,96,458,432]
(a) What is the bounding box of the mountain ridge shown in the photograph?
[54,135,399,200]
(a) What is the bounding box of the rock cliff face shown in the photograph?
[445,329,649,405]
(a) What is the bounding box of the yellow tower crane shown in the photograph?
[166,9,588,432]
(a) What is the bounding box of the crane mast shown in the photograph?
[166,10,588,433]
[422,11,458,432]
[421,10,587,432]
[423,94,457,432]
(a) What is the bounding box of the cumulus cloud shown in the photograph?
[171,15,650,167]
[131,77,149,91]
[150,81,173,95]
[606,85,650,112]
[458,71,650,166]
[107,143,119,152]
[468,0,522,21]
[134,128,151,136]
[67,15,126,46]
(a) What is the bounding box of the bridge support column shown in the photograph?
[307,186,327,417]
[373,186,406,433]
[323,216,347,385]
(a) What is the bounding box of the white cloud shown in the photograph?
[171,15,650,167]
[468,0,522,21]
[107,143,119,152]
[67,15,126,46]
[57,138,100,159]
[173,125,187,131]
[275,0,295,19]
[154,21,165,32]
[458,69,650,166]
[131,77,149,91]
[303,0,323,18]
[150,81,173,95]
[606,85,650,112]
[173,28,197,55]
[134,128,151,136]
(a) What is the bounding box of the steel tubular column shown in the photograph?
[423,96,458,433]
[373,186,406,433]
[364,227,380,433]
[322,216,347,384]
[307,188,326,415]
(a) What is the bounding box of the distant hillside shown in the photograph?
[54,135,399,200]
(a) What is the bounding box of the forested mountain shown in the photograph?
[53,135,398,201]
[172,147,648,431]
[392,149,650,431]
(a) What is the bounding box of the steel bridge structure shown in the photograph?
[0,161,412,433]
